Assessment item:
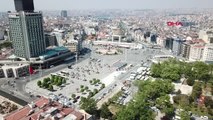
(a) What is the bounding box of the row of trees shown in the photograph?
[116,80,175,120]
[37,76,66,91]
[89,78,101,85]
[79,97,114,119]
[151,59,213,85]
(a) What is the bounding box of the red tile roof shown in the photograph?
[4,97,84,120]
[4,106,31,120]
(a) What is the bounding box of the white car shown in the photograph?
[129,76,135,80]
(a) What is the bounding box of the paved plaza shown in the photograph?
[25,46,128,99]
[25,45,165,105]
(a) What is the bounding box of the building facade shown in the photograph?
[45,33,57,47]
[180,42,191,58]
[165,38,174,50]
[61,10,68,18]
[1,64,29,78]
[199,29,213,44]
[8,0,46,60]
[8,11,46,60]
[202,44,213,62]
[189,44,204,61]
[172,38,183,56]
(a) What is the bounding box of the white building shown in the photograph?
[85,26,96,35]
[52,29,66,46]
[202,44,213,62]
[199,29,213,44]
[1,64,29,78]
[189,44,204,61]
[156,37,166,47]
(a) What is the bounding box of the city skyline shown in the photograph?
[0,0,213,11]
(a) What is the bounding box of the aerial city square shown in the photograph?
[0,0,212,120]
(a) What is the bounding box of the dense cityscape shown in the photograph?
[0,0,212,120]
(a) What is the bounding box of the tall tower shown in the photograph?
[8,0,46,60]
[61,10,68,18]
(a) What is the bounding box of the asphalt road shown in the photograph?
[0,43,92,103]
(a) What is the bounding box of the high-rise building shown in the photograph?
[8,0,46,60]
[0,29,4,40]
[202,44,213,62]
[45,33,57,47]
[14,0,34,12]
[172,38,183,56]
[165,38,174,50]
[189,44,204,61]
[150,34,157,43]
[180,42,191,58]
[199,29,213,44]
[61,10,68,18]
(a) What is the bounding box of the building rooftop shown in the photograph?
[1,63,29,69]
[39,46,70,59]
[4,96,84,120]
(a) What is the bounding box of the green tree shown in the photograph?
[37,80,42,87]
[173,94,190,108]
[80,88,85,93]
[116,100,154,120]
[93,89,99,94]
[161,65,181,81]
[85,86,89,90]
[0,41,12,49]
[54,78,58,85]
[80,85,84,88]
[62,79,66,84]
[51,74,55,80]
[56,79,62,86]
[204,96,213,108]
[101,84,105,89]
[100,103,113,119]
[192,62,210,82]
[89,80,93,84]
[97,79,100,83]
[48,84,53,91]
[43,78,48,84]
[71,94,76,99]
[46,77,51,82]
[180,111,190,120]
[176,89,181,94]
[150,63,162,77]
[42,82,48,89]
[80,98,98,115]
[117,79,174,120]
[164,105,175,118]
[88,92,94,98]
[191,81,202,101]
[50,78,54,84]
[186,77,195,86]
[138,80,174,100]
[155,95,170,109]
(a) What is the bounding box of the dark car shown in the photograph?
[73,99,77,103]
[36,95,41,98]
[76,96,80,99]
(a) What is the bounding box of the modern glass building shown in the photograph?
[8,0,46,60]
[61,10,68,18]
[8,12,46,60]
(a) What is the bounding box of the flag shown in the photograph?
[29,66,34,74]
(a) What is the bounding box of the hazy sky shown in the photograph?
[0,0,213,11]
